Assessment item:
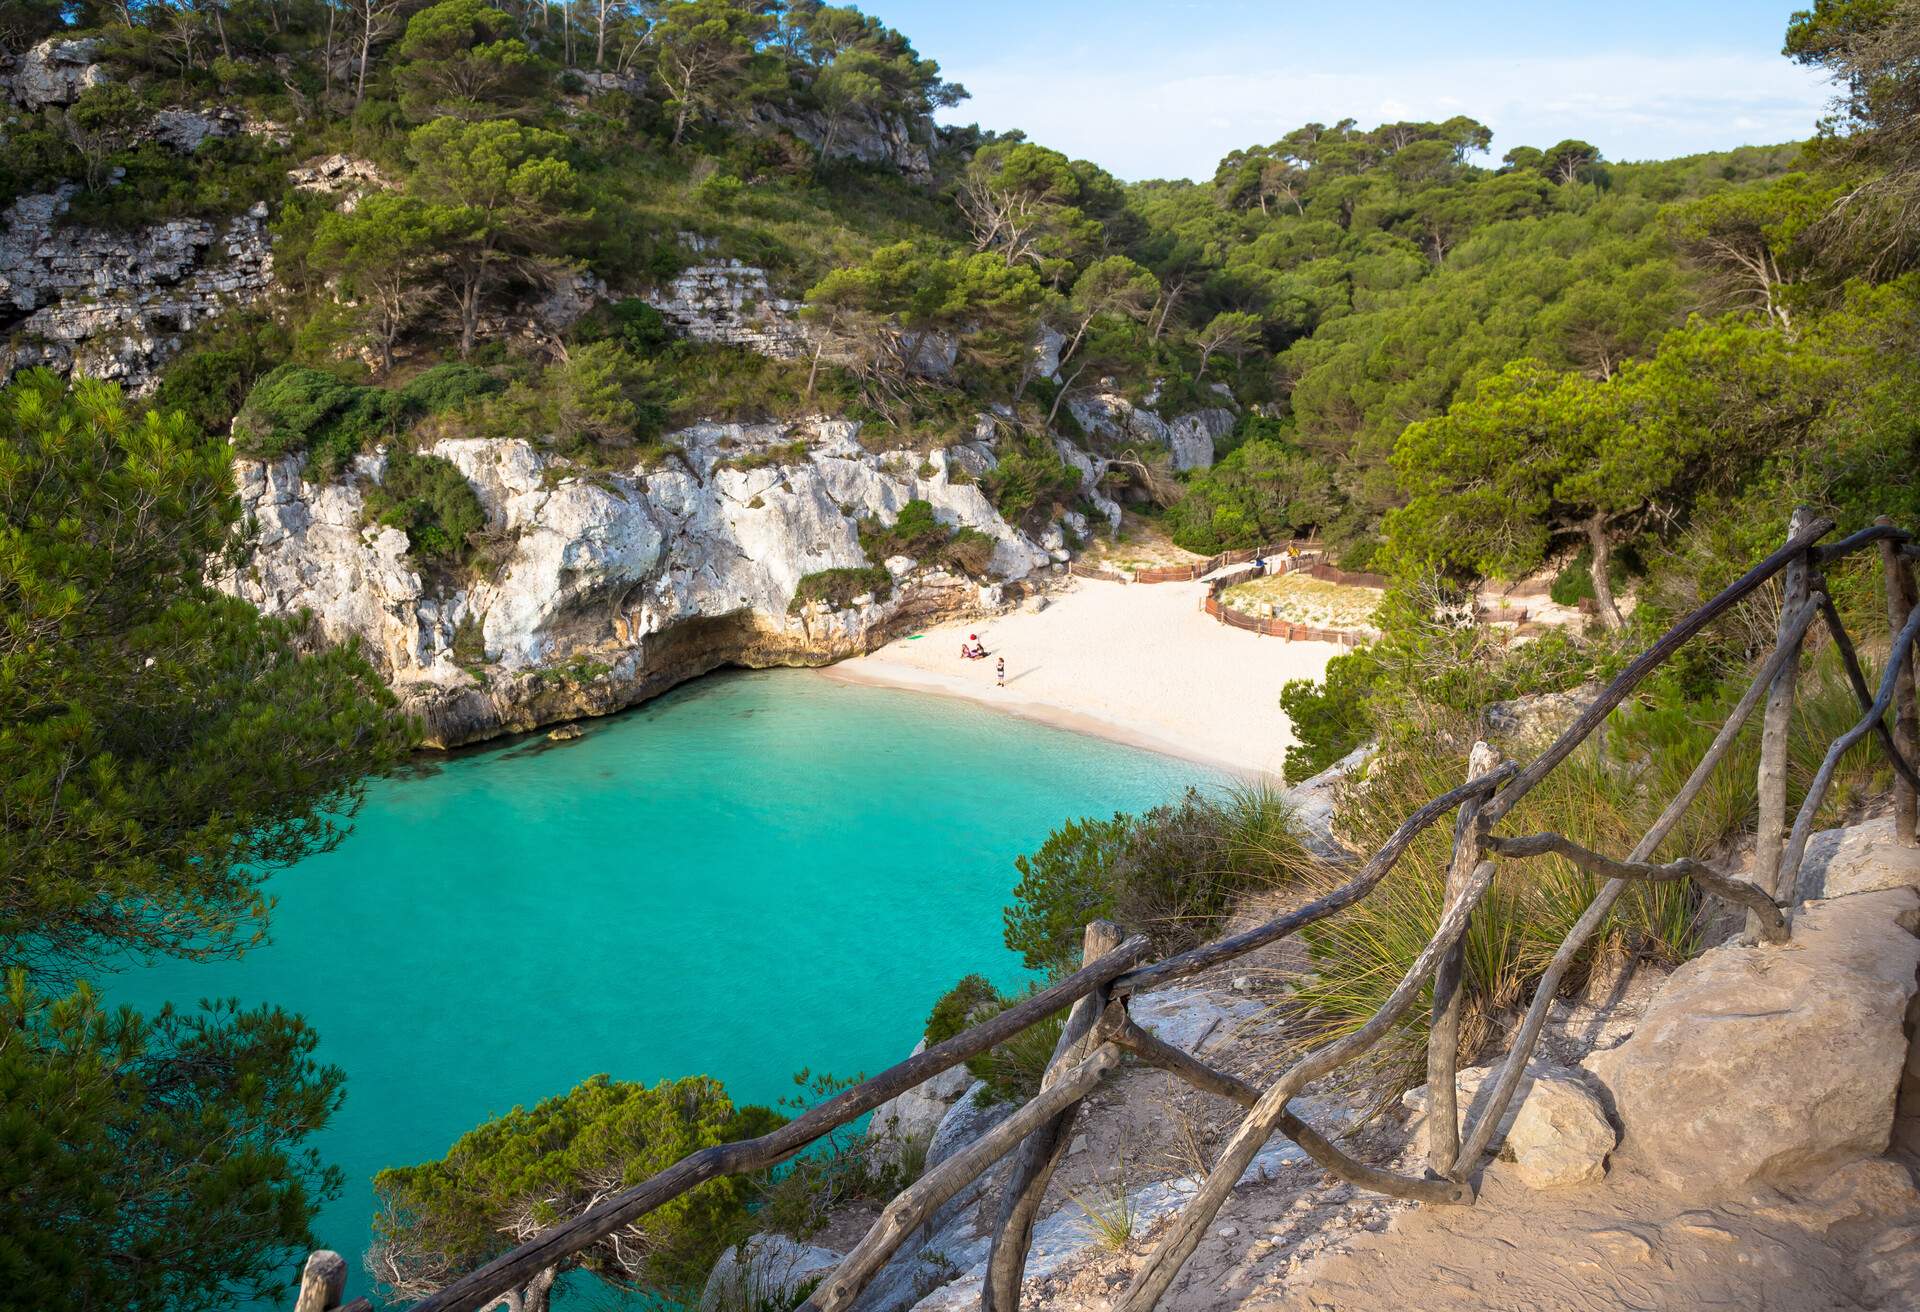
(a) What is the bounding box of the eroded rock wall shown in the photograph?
[223,418,1060,746]
[0,187,274,391]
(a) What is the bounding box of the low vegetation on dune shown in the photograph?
[1220,572,1382,630]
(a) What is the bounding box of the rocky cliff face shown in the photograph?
[653,259,810,358]
[1069,390,1235,471]
[0,187,274,391]
[223,418,1066,746]
[749,102,936,183]
[0,38,278,392]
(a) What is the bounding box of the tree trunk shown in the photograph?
[456,270,481,361]
[1045,362,1088,430]
[322,1,336,101]
[1585,515,1623,630]
[356,17,373,106]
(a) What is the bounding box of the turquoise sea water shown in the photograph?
[115,668,1220,1306]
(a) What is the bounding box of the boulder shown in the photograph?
[1484,685,1599,746]
[1585,887,1920,1193]
[1404,1059,1614,1188]
[288,154,392,212]
[865,1039,973,1165]
[1281,743,1372,860]
[1506,1074,1616,1188]
[1164,408,1235,471]
[8,37,105,109]
[150,108,237,153]
[926,1080,1013,1170]
[701,1234,842,1312]
[1794,816,1920,902]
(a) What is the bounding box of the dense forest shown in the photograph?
[5,0,1920,1307]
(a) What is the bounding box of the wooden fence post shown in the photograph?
[293,1251,347,1312]
[1427,741,1502,1176]
[1880,517,1920,846]
[1754,508,1813,919]
[981,920,1125,1312]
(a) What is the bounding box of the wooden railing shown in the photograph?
[1131,540,1321,584]
[307,512,1920,1312]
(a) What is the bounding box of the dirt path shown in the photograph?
[1239,1156,1918,1312]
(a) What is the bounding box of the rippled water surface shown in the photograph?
[118,668,1221,1305]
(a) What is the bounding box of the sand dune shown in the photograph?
[821,576,1341,779]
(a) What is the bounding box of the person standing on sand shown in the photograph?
[996,656,1005,688]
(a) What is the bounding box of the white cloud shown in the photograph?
[939,49,1835,180]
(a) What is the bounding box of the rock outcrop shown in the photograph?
[1585,883,1920,1193]
[1067,390,1234,471]
[651,260,809,358]
[288,154,392,212]
[750,102,935,182]
[4,36,105,109]
[866,1039,974,1166]
[701,1235,842,1312]
[0,188,274,392]
[223,419,1060,745]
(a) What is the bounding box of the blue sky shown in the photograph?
[871,1,1837,180]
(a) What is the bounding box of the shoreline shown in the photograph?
[816,659,1264,782]
[820,578,1343,782]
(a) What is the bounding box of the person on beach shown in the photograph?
[996,656,1005,688]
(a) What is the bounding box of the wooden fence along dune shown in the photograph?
[297,512,1920,1312]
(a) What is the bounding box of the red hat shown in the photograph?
[969,634,977,639]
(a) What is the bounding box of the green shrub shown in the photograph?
[921,975,1065,1104]
[717,439,810,472]
[363,449,486,565]
[943,526,997,577]
[856,501,999,578]
[1278,650,1383,782]
[231,365,406,476]
[859,498,943,559]
[1005,787,1309,977]
[1549,543,1637,607]
[371,1075,782,1301]
[923,974,1000,1047]
[982,435,1080,530]
[152,314,293,436]
[788,566,892,613]
[1164,438,1343,555]
[573,299,673,357]
[396,362,503,415]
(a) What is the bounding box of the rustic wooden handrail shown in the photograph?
[345,514,1920,1312]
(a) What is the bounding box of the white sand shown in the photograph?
[820,576,1343,779]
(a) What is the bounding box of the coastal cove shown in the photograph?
[114,668,1223,1308]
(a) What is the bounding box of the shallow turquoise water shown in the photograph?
[116,668,1219,1306]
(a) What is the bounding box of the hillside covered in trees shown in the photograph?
[7,0,1920,1307]
[6,0,1902,589]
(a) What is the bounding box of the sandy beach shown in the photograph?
[822,576,1344,779]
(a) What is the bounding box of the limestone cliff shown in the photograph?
[0,186,274,391]
[222,418,1069,746]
